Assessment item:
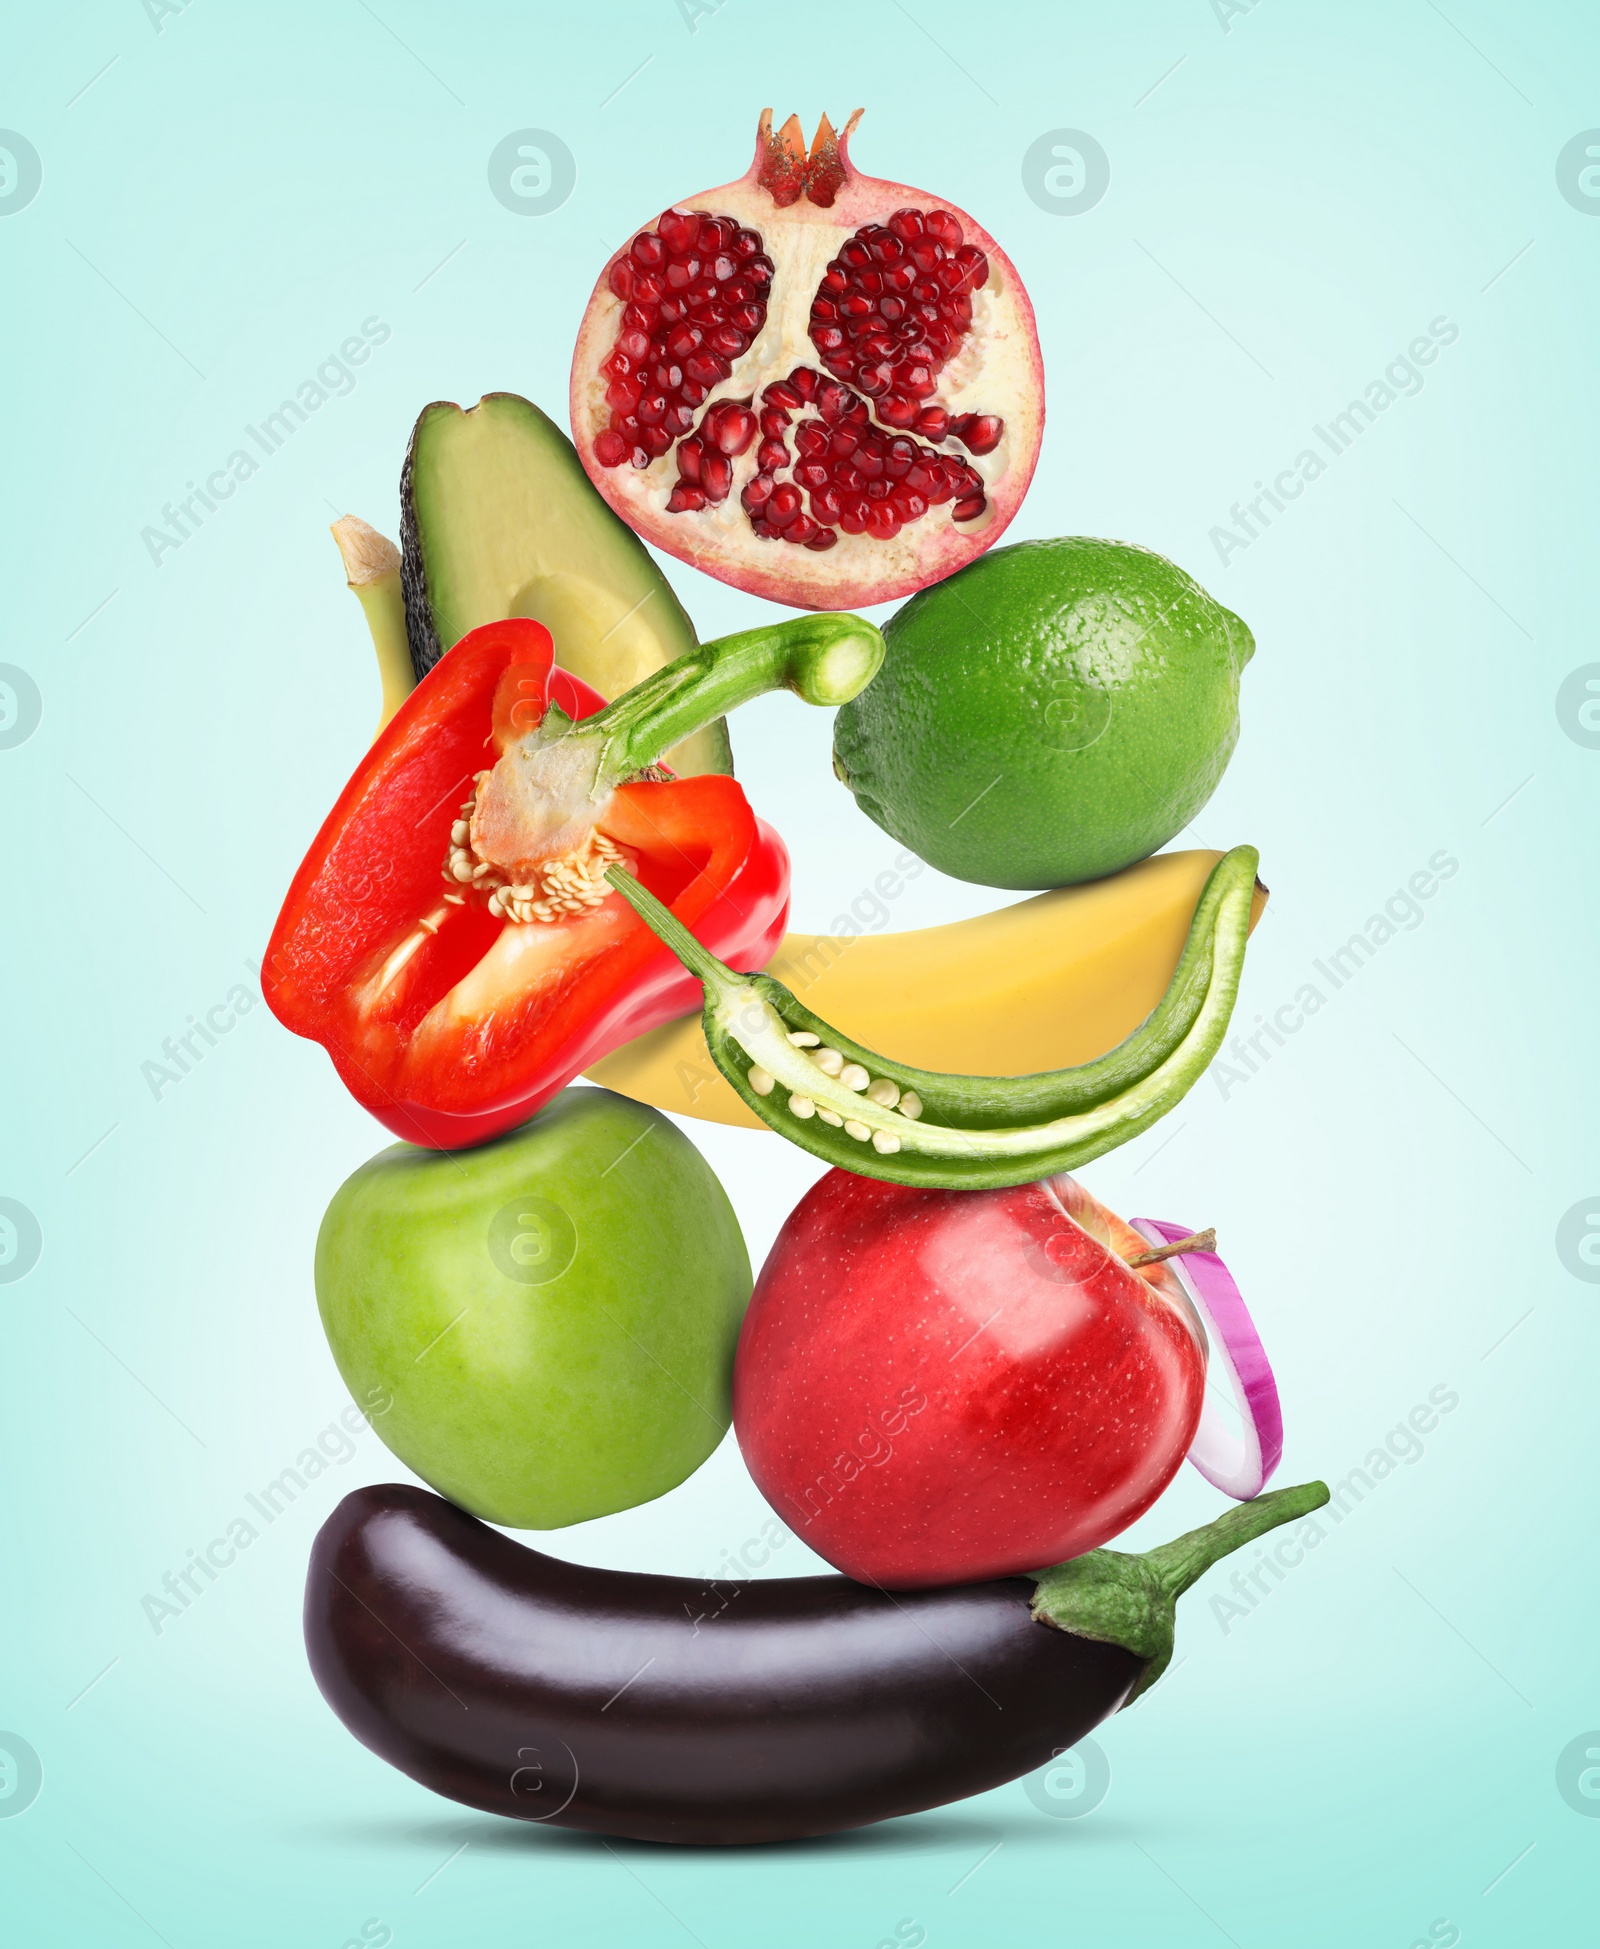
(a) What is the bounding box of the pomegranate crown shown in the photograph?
[752,107,864,209]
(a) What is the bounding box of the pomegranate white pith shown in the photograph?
[570,110,1044,610]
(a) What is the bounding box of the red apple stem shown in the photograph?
[1126,1227,1214,1268]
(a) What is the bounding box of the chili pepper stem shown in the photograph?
[1028,1479,1330,1702]
[605,864,732,989]
[587,615,885,781]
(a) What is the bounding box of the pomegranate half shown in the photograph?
[570,110,1044,611]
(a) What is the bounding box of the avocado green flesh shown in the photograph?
[399,392,732,777]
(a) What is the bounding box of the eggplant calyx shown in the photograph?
[1028,1479,1331,1703]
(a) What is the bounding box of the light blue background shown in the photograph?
[3,1,1597,1943]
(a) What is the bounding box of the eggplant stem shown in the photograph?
[1029,1480,1330,1703]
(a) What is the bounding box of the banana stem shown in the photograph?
[332,516,414,736]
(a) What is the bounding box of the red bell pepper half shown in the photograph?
[265,609,883,1149]
[264,618,796,1149]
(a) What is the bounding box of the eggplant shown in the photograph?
[306,1479,1327,1846]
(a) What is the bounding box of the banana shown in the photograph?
[332,515,415,735]
[586,848,1269,1129]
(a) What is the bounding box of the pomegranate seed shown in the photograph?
[665,257,701,291]
[816,381,851,423]
[853,364,891,397]
[633,270,666,304]
[821,266,848,293]
[869,233,904,264]
[731,227,762,258]
[951,413,1004,455]
[908,239,944,274]
[684,354,726,389]
[708,325,747,357]
[865,479,890,502]
[883,438,917,479]
[830,425,863,457]
[658,209,700,254]
[653,361,683,391]
[786,513,818,544]
[811,297,839,322]
[839,505,868,536]
[915,407,950,441]
[879,297,906,324]
[853,446,883,480]
[842,293,873,320]
[885,262,916,293]
[794,422,828,458]
[765,382,803,411]
[707,405,756,455]
[619,329,651,363]
[835,462,863,491]
[841,240,871,268]
[742,475,774,510]
[605,380,641,412]
[794,461,829,490]
[683,278,715,308]
[666,484,707,513]
[926,210,964,249]
[622,303,656,332]
[631,232,666,269]
[889,209,924,241]
[677,438,704,484]
[746,253,775,285]
[701,452,732,501]
[805,528,838,551]
[641,425,671,457]
[813,325,845,354]
[659,296,688,326]
[866,504,901,540]
[710,253,737,282]
[609,259,636,301]
[789,368,819,400]
[636,393,666,427]
[629,445,651,469]
[594,429,628,468]
[664,402,695,435]
[667,324,700,359]
[877,396,919,429]
[905,462,936,494]
[759,409,789,437]
[730,303,764,334]
[680,378,708,408]
[700,217,734,250]
[767,483,802,527]
[951,493,986,521]
[900,364,936,400]
[757,436,788,472]
[859,270,884,298]
[812,483,844,522]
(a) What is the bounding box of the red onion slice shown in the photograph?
[1129,1217,1283,1500]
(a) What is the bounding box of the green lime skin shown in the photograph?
[314,1088,751,1528]
[833,538,1255,890]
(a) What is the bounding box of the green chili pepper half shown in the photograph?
[604,843,1261,1190]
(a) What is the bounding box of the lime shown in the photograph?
[833,537,1254,889]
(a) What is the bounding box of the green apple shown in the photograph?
[314,1087,752,1527]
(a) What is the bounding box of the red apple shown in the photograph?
[733,1171,1207,1587]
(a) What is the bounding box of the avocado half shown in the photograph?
[399,393,732,777]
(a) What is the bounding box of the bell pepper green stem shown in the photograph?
[606,844,1261,1191]
[1029,1480,1330,1702]
[588,615,885,783]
